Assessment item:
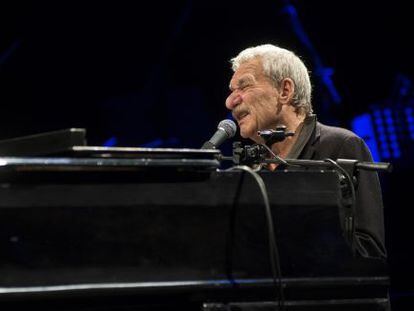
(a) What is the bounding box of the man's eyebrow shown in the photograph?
[229,75,255,91]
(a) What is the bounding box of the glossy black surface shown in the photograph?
[0,161,387,301]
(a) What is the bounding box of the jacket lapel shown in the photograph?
[300,122,321,160]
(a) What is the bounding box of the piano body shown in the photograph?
[0,143,389,310]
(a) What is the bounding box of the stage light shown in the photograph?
[352,104,414,161]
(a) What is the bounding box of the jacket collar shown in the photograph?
[287,114,318,159]
[301,114,322,159]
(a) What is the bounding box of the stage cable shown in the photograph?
[226,165,285,310]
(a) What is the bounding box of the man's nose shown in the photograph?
[225,93,242,110]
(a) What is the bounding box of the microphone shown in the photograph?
[201,119,237,149]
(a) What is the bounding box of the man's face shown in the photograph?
[225,58,281,142]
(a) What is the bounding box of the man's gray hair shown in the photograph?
[231,44,313,115]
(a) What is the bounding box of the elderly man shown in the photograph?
[225,44,386,259]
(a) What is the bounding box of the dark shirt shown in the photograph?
[286,115,386,259]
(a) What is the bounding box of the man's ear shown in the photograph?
[278,78,295,105]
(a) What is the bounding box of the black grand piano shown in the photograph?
[0,129,389,310]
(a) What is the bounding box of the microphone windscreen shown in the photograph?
[218,119,237,138]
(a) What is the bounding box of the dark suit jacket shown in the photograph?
[297,119,386,259]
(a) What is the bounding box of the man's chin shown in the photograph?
[240,128,257,141]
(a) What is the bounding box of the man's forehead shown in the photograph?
[236,59,263,75]
[229,60,264,88]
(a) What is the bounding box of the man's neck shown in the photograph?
[270,113,306,159]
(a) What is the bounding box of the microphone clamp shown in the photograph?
[258,125,294,146]
[232,142,268,166]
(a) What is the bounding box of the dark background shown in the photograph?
[1,0,413,309]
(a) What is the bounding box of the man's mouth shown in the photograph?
[235,111,249,123]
